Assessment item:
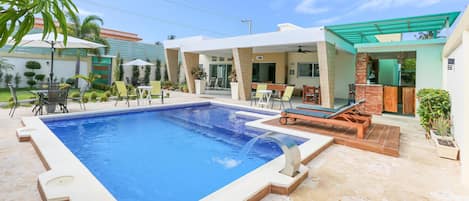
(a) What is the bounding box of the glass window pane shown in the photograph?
[298,63,313,77]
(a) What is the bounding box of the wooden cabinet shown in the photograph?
[402,87,416,115]
[383,86,398,113]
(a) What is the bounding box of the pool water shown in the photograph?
[45,104,306,201]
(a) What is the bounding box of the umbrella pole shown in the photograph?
[50,42,55,84]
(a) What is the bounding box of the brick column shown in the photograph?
[181,52,199,93]
[232,48,253,100]
[164,49,179,82]
[317,41,336,108]
[355,53,368,84]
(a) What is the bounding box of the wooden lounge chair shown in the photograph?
[114,81,138,107]
[280,101,371,139]
[296,100,372,124]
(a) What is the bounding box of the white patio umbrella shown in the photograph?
[8,33,106,82]
[122,59,155,66]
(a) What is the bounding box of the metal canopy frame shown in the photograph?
[325,12,460,44]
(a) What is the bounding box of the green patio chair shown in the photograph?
[271,86,294,109]
[114,81,138,107]
[150,81,162,98]
[250,84,267,106]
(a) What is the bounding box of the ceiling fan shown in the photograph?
[296,46,312,53]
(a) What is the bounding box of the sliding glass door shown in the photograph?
[209,64,232,88]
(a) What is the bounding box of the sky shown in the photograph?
[72,0,469,44]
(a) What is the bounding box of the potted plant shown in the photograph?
[432,117,459,160]
[191,66,207,95]
[228,69,238,100]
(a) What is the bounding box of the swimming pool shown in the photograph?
[43,103,306,201]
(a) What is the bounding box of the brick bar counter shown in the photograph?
[355,84,383,115]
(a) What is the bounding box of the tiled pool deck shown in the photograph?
[1,91,468,201]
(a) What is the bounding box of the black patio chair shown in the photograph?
[44,88,69,114]
[8,84,36,117]
[71,86,87,110]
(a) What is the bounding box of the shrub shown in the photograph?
[25,61,41,70]
[70,92,80,98]
[416,88,451,137]
[27,80,37,88]
[92,83,110,91]
[34,74,45,82]
[90,92,98,101]
[82,95,89,103]
[65,78,75,86]
[432,117,451,137]
[100,94,109,102]
[24,71,35,77]
[104,91,111,97]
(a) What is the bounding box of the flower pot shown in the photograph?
[430,129,453,144]
[436,138,459,160]
[230,82,239,100]
[195,79,205,95]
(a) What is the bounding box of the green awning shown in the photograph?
[325,12,460,44]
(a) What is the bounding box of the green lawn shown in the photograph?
[0,87,107,102]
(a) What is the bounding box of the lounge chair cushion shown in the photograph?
[283,108,329,118]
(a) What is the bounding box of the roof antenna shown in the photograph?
[241,19,253,34]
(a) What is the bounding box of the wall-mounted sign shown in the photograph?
[255,56,264,60]
[448,58,455,71]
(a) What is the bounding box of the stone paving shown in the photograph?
[0,91,467,201]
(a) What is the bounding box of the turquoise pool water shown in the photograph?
[44,103,306,201]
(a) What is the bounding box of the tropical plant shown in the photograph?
[417,88,451,138]
[66,13,110,87]
[143,59,151,85]
[228,68,237,82]
[155,59,162,81]
[114,52,122,81]
[74,72,101,90]
[14,73,21,87]
[0,0,78,50]
[131,65,139,86]
[0,58,14,71]
[4,73,13,87]
[164,64,169,81]
[191,66,207,80]
[0,71,3,84]
[119,58,124,81]
[415,31,440,40]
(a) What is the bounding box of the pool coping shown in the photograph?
[18,101,333,201]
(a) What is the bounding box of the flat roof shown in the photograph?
[326,12,460,44]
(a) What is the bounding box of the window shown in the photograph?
[211,56,217,62]
[219,57,225,61]
[297,63,319,77]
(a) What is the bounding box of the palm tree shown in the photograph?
[415,31,440,40]
[74,72,101,91]
[66,14,110,87]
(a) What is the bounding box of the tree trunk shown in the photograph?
[74,51,81,88]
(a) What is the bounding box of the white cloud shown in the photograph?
[295,0,328,14]
[317,16,342,24]
[77,7,103,17]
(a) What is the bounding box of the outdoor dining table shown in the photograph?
[257,89,273,108]
[137,86,152,105]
